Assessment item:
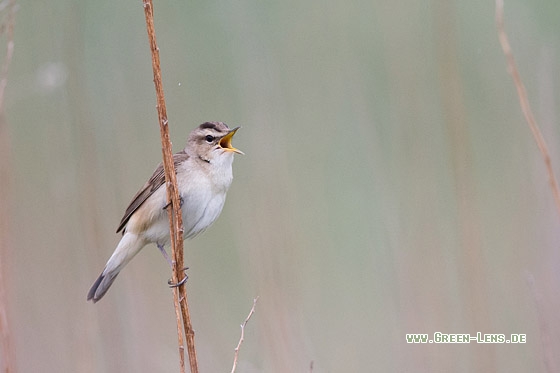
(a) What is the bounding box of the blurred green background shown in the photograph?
[1,0,560,371]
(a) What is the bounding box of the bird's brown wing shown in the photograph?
[116,151,190,233]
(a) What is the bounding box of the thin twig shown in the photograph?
[496,0,560,217]
[141,1,198,372]
[231,297,259,373]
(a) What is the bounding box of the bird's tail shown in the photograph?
[87,233,146,303]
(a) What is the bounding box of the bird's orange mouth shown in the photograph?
[219,127,244,154]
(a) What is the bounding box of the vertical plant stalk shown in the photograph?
[496,0,560,217]
[142,1,198,372]
[525,272,555,373]
[0,0,15,113]
[0,1,16,372]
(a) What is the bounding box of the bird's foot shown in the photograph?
[163,196,184,210]
[168,267,189,288]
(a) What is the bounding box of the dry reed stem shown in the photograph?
[0,1,16,372]
[496,0,560,217]
[0,0,14,113]
[231,297,259,373]
[525,272,555,373]
[142,1,198,372]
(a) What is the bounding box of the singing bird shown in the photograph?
[87,122,242,303]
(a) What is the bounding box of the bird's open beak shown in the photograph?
[219,127,244,154]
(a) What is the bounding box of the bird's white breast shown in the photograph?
[177,153,234,238]
[140,152,234,244]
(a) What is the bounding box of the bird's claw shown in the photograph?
[163,197,184,210]
[168,267,189,288]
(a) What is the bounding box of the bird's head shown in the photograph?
[187,122,243,163]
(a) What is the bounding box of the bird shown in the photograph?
[87,121,242,303]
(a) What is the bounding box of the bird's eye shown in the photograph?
[205,135,214,143]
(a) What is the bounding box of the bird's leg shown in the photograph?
[158,243,189,286]
[156,243,172,267]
